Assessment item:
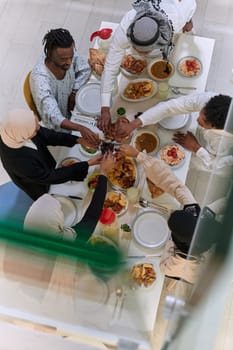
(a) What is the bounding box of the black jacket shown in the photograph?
[0,127,89,200]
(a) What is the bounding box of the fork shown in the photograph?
[139,197,169,213]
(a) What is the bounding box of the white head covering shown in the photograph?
[24,194,77,241]
[127,1,173,52]
[0,108,37,148]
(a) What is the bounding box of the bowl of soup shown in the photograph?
[147,59,174,81]
[132,130,160,155]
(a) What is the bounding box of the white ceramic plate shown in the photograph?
[132,211,169,249]
[177,56,202,78]
[58,157,80,167]
[121,78,158,102]
[74,273,109,312]
[75,82,101,115]
[131,129,160,155]
[104,191,128,216]
[158,143,186,169]
[159,114,189,130]
[52,195,77,227]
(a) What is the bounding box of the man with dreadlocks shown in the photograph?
[98,0,197,132]
[30,28,99,147]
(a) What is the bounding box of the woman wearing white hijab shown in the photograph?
[0,108,102,200]
[3,153,115,292]
[24,152,115,242]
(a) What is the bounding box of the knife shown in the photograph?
[127,254,162,259]
[169,85,197,90]
[50,194,83,200]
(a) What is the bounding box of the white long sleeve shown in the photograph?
[101,24,130,107]
[101,1,197,106]
[139,92,216,126]
[136,152,196,205]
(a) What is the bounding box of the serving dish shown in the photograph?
[75,82,101,115]
[121,78,157,102]
[159,143,185,168]
[58,157,80,167]
[131,129,160,155]
[147,59,174,81]
[107,155,138,191]
[120,54,147,77]
[129,260,157,290]
[104,191,128,216]
[177,56,202,78]
[79,144,100,157]
[87,172,100,191]
[132,211,169,249]
[158,114,190,130]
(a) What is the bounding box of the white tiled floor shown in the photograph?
[0,1,233,349]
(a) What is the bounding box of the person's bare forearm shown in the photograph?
[60,118,85,132]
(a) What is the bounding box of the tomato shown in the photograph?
[167,150,172,156]
[171,152,177,159]
[99,208,116,224]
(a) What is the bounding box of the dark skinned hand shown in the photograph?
[173,131,201,153]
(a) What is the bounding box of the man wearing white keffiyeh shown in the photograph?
[98,0,197,132]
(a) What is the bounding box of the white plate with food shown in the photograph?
[103,191,128,216]
[121,78,158,102]
[147,59,175,81]
[120,54,147,77]
[58,156,80,168]
[159,143,186,168]
[158,114,190,130]
[132,211,169,249]
[75,82,101,115]
[177,56,202,78]
[131,129,160,155]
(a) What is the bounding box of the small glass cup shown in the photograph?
[126,187,140,204]
[158,82,169,100]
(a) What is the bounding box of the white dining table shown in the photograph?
[0,23,215,350]
[48,24,215,349]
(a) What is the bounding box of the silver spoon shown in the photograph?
[112,288,123,318]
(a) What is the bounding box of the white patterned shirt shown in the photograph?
[30,50,91,132]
